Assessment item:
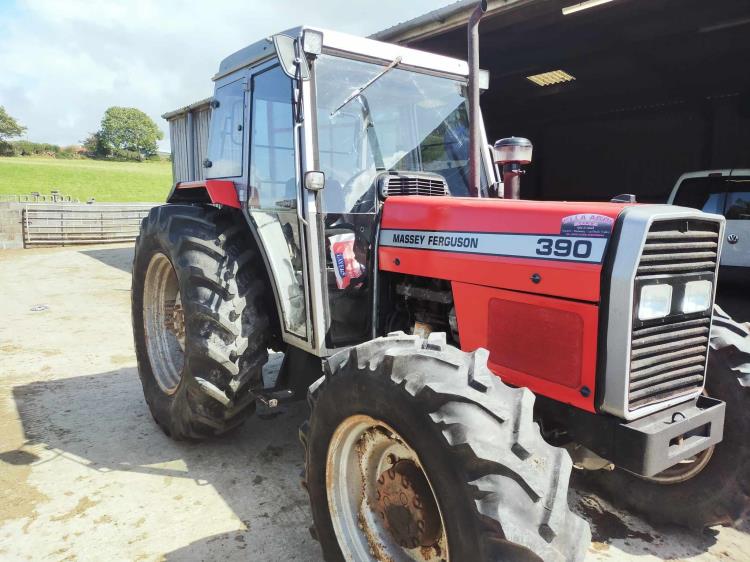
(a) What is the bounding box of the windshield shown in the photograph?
[313,54,485,213]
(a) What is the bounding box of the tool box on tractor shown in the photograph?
[132,3,747,560]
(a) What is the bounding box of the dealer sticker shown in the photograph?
[560,214,614,238]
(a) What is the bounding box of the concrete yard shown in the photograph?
[0,243,748,561]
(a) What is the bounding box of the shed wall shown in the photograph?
[165,102,212,184]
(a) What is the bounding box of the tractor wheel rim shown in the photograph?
[143,253,185,395]
[639,389,716,485]
[327,414,448,562]
[639,444,715,484]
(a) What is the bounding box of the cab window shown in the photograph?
[206,79,245,178]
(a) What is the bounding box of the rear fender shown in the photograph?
[166,180,240,208]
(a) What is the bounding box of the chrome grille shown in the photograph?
[636,220,719,276]
[379,172,450,198]
[628,219,720,410]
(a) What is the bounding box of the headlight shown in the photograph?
[682,280,712,314]
[638,284,672,321]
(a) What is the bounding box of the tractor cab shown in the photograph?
[199,27,496,355]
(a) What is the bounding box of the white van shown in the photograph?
[668,169,750,284]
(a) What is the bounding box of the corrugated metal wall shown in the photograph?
[165,100,212,184]
[169,116,189,183]
[193,108,210,181]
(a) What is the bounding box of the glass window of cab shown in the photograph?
[206,79,245,178]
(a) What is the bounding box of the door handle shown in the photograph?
[727,233,739,245]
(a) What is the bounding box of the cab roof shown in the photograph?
[214,25,476,82]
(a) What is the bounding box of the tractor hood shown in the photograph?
[378,196,634,302]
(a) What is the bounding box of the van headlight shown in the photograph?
[682,280,713,314]
[638,284,673,321]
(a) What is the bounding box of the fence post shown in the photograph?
[23,205,29,247]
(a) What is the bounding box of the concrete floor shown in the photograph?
[0,243,747,562]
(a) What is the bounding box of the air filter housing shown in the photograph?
[494,137,533,165]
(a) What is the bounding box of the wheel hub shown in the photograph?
[374,459,441,549]
[164,299,186,349]
[327,415,448,561]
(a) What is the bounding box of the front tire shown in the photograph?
[132,204,270,440]
[585,306,750,529]
[300,332,590,562]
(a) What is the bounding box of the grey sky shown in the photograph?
[0,0,449,150]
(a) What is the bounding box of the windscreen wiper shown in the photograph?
[357,95,386,171]
[330,56,402,117]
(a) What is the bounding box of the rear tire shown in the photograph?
[132,204,270,440]
[585,306,750,529]
[300,332,590,562]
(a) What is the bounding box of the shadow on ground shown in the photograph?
[6,361,739,560]
[717,285,750,323]
[0,245,741,559]
[8,360,319,560]
[79,246,134,274]
[569,473,731,558]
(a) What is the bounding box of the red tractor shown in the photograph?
[132,4,748,560]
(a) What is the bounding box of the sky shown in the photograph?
[0,0,450,151]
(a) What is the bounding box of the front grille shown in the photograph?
[628,219,720,410]
[636,220,720,276]
[379,172,450,198]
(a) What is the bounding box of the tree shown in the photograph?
[98,107,163,159]
[0,106,26,141]
[82,131,109,157]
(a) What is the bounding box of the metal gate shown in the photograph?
[22,203,157,247]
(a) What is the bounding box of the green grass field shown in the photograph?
[0,157,173,202]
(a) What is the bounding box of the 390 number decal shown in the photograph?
[535,238,593,259]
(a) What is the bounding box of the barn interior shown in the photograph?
[378,0,750,202]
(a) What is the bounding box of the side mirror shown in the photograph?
[273,34,310,81]
[304,171,325,191]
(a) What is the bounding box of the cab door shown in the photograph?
[246,62,312,345]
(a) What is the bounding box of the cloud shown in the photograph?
[0,0,447,150]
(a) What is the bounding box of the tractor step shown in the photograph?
[256,387,294,408]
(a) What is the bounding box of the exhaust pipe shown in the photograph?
[468,0,488,197]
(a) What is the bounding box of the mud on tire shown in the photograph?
[132,204,271,440]
[300,332,590,562]
[585,305,750,529]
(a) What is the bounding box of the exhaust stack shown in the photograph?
[468,0,488,197]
